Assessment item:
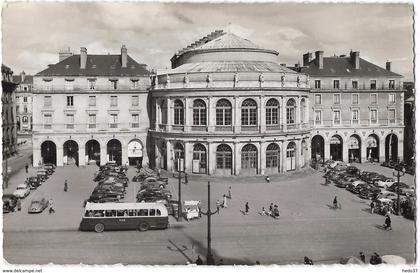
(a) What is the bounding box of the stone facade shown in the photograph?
[13,71,33,133]
[2,65,18,157]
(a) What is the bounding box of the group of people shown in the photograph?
[259,203,280,218]
[215,186,232,213]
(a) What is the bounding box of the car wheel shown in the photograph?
[94,223,105,233]
[138,222,149,232]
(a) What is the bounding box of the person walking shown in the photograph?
[370,201,375,214]
[222,194,228,208]
[265,176,270,183]
[269,203,274,216]
[216,200,221,214]
[333,196,338,209]
[384,215,392,230]
[25,164,29,174]
[359,252,366,263]
[245,202,249,215]
[195,256,203,265]
[228,186,232,199]
[16,199,21,211]
[64,180,68,192]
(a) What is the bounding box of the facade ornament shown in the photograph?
[233,72,239,87]
[165,74,170,88]
[296,75,301,87]
[281,73,285,87]
[259,73,264,87]
[206,73,212,87]
[183,74,189,86]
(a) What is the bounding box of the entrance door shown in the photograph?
[330,135,343,161]
[128,139,143,166]
[216,144,232,176]
[286,142,296,171]
[192,143,207,174]
[241,144,258,175]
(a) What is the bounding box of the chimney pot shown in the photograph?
[315,51,324,69]
[80,47,87,69]
[350,51,360,69]
[20,71,26,83]
[386,61,392,71]
[121,45,128,68]
[59,47,73,62]
[303,52,313,66]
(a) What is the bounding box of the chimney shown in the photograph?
[315,51,324,69]
[59,47,73,62]
[80,47,87,69]
[350,51,360,69]
[20,71,26,83]
[303,52,313,66]
[121,45,127,68]
[386,61,392,71]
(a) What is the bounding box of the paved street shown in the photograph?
[3,163,416,265]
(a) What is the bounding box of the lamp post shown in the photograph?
[393,159,405,216]
[200,181,218,265]
[177,158,183,222]
[3,146,9,189]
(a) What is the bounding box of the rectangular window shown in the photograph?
[44,114,52,129]
[110,80,118,90]
[88,114,96,128]
[351,109,359,124]
[389,109,396,124]
[88,79,96,90]
[370,80,377,90]
[66,96,73,106]
[351,94,359,104]
[44,96,52,107]
[370,109,378,124]
[314,110,322,125]
[23,97,28,102]
[370,94,377,105]
[132,96,139,106]
[315,80,321,89]
[333,110,340,125]
[352,81,358,89]
[388,93,396,104]
[89,96,96,106]
[389,80,395,89]
[131,80,139,89]
[315,94,322,105]
[110,96,118,106]
[66,114,74,129]
[110,114,118,128]
[333,80,340,89]
[23,106,27,113]
[65,80,74,91]
[333,94,341,104]
[43,80,52,90]
[131,114,139,128]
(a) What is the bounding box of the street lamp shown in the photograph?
[177,158,184,222]
[393,159,405,216]
[200,181,218,265]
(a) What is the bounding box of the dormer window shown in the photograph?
[110,79,118,90]
[88,79,96,90]
[65,79,74,91]
[43,79,53,91]
[131,79,139,89]
[370,80,377,90]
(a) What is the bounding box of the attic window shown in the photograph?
[65,65,70,69]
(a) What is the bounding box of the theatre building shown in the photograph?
[149,30,311,175]
[296,51,404,163]
[32,46,150,167]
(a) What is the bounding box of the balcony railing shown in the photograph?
[191,126,207,131]
[215,125,233,131]
[266,124,281,131]
[241,125,258,131]
[34,122,146,131]
[66,124,74,129]
[286,124,298,130]
[109,123,118,128]
[172,125,184,131]
[44,124,52,129]
[89,124,96,129]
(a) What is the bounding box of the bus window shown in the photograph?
[150,209,156,216]
[117,210,125,217]
[94,210,104,217]
[128,209,136,216]
[156,209,161,216]
[105,210,114,217]
[85,210,92,217]
[138,209,148,216]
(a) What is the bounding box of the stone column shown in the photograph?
[259,96,265,133]
[166,97,172,132]
[184,142,192,173]
[282,97,287,132]
[379,137,386,162]
[208,142,216,175]
[260,141,266,175]
[296,97,301,129]
[234,96,241,133]
[361,139,367,163]
[33,146,41,168]
[296,140,301,170]
[398,137,404,161]
[234,142,240,175]
[79,145,86,166]
[166,140,173,171]
[185,97,191,131]
[100,142,107,166]
[343,140,349,163]
[208,97,215,132]
[154,99,159,130]
[57,146,64,167]
[281,141,287,173]
[121,140,128,167]
[306,139,311,167]
[325,139,331,161]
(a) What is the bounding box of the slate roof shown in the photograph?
[13,75,33,84]
[193,33,261,51]
[300,56,402,77]
[36,54,149,77]
[171,61,297,74]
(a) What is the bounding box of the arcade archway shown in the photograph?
[107,139,122,165]
[63,140,79,165]
[41,140,56,166]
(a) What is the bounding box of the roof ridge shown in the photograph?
[177,30,225,55]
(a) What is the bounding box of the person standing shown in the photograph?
[245,202,249,215]
[265,176,270,183]
[195,256,203,265]
[25,164,29,174]
[16,198,21,211]
[223,194,228,208]
[370,201,375,214]
[384,215,392,230]
[333,196,338,209]
[269,203,274,215]
[228,186,232,199]
[359,252,366,263]
[64,180,68,192]
[216,200,221,214]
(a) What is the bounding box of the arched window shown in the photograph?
[241,144,258,169]
[193,99,206,126]
[266,99,279,125]
[241,99,257,126]
[216,144,232,170]
[300,98,306,123]
[193,143,207,173]
[216,99,232,126]
[266,143,280,169]
[286,99,296,124]
[173,142,184,171]
[174,100,184,125]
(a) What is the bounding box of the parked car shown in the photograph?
[376,191,398,200]
[37,170,48,182]
[44,164,55,175]
[85,196,120,205]
[346,181,366,193]
[359,186,381,199]
[346,166,359,175]
[26,176,42,190]
[387,182,410,194]
[13,184,31,198]
[3,194,19,213]
[28,198,49,213]
[374,178,395,189]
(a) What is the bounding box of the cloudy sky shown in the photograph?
[2,2,414,80]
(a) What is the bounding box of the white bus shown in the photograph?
[80,202,169,233]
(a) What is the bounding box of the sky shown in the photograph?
[2,2,414,80]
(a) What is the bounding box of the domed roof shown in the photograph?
[192,33,261,51]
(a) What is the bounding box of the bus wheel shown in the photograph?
[139,222,149,232]
[94,223,105,233]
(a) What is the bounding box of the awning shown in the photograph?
[367,136,378,148]
[349,136,360,149]
[330,136,342,145]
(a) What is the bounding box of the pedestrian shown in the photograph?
[16,198,21,211]
[245,202,249,215]
[260,207,268,216]
[384,215,392,230]
[222,194,228,208]
[64,180,68,192]
[370,201,375,214]
[49,205,55,214]
[333,196,338,209]
[269,203,274,216]
[228,186,232,199]
[255,260,261,265]
[303,256,314,265]
[195,256,203,265]
[157,168,161,179]
[273,205,280,219]
[265,176,270,183]
[25,164,29,173]
[218,259,224,265]
[359,252,366,263]
[216,200,221,213]
[185,173,189,184]
[49,198,54,207]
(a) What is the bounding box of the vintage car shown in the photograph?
[43,163,56,175]
[37,170,48,182]
[346,166,359,175]
[13,184,31,198]
[375,178,396,189]
[387,182,410,193]
[26,176,42,190]
[28,198,49,213]
[3,194,19,213]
